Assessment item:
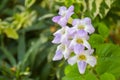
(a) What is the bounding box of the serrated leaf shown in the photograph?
[25,0,36,8]
[100,73,116,80]
[4,28,18,39]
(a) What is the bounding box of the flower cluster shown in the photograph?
[52,5,96,74]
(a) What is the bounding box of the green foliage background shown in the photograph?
[0,0,120,80]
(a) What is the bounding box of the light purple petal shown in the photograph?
[66,12,74,19]
[85,49,94,55]
[85,25,95,34]
[58,17,67,27]
[82,17,95,34]
[82,17,91,25]
[63,48,71,59]
[52,16,61,23]
[58,6,67,15]
[68,56,77,65]
[69,40,75,50]
[53,49,63,61]
[77,61,87,74]
[65,5,74,20]
[74,44,85,54]
[68,5,74,12]
[53,29,61,36]
[76,30,89,39]
[86,56,96,67]
[72,19,80,26]
[61,34,68,44]
[52,34,61,44]
[68,27,76,35]
[83,40,91,49]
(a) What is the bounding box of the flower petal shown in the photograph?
[74,44,85,54]
[85,25,95,34]
[52,16,61,23]
[82,17,91,25]
[83,39,91,49]
[76,30,89,40]
[68,5,74,12]
[63,47,71,59]
[85,49,94,55]
[58,17,68,27]
[72,19,80,26]
[52,34,61,44]
[53,49,63,61]
[77,61,87,74]
[58,6,67,15]
[86,56,96,67]
[68,56,77,65]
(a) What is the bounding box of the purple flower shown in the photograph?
[53,44,72,60]
[52,26,75,45]
[72,17,95,34]
[52,5,74,27]
[69,30,90,54]
[68,49,96,74]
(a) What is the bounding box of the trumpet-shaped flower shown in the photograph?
[72,17,95,34]
[53,44,72,60]
[68,49,96,74]
[52,5,74,27]
[69,30,90,54]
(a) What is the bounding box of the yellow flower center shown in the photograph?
[78,54,86,60]
[78,25,84,30]
[76,38,83,44]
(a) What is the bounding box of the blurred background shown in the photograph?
[0,0,120,80]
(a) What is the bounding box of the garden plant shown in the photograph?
[0,0,120,80]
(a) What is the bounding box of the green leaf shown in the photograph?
[95,44,114,74]
[64,0,74,7]
[85,72,98,80]
[17,32,26,61]
[74,3,81,14]
[64,64,79,76]
[62,64,84,80]
[100,73,116,80]
[4,28,18,39]
[63,64,98,80]
[62,76,83,80]
[95,43,120,78]
[25,0,36,8]
[98,22,109,38]
[96,43,113,57]
[89,34,104,48]
[88,0,114,18]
